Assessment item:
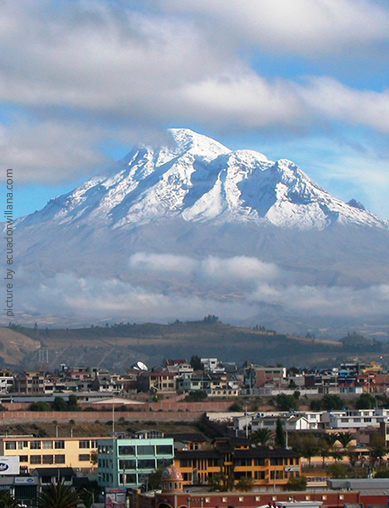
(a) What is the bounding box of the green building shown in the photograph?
[97,432,174,489]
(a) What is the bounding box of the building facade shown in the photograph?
[0,436,100,472]
[98,436,174,489]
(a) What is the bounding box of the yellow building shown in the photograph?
[174,437,301,489]
[0,436,102,472]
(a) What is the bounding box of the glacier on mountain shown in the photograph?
[18,128,388,231]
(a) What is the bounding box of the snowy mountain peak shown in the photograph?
[168,128,232,160]
[18,129,388,232]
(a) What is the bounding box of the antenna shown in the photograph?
[112,403,115,435]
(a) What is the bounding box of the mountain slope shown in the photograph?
[17,128,387,231]
[2,128,389,331]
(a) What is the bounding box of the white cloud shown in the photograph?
[129,252,198,275]
[128,253,280,286]
[14,271,254,325]
[250,282,389,318]
[0,0,388,224]
[159,0,389,58]
[302,78,389,134]
[9,263,389,327]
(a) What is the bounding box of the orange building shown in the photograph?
[174,437,301,489]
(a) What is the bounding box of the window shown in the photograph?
[17,442,23,450]
[255,471,265,480]
[119,446,135,456]
[235,458,251,467]
[30,441,41,450]
[55,455,65,464]
[43,455,54,464]
[179,459,191,467]
[138,459,155,469]
[20,456,28,463]
[124,474,136,484]
[55,441,65,449]
[79,454,91,462]
[119,459,136,470]
[156,445,173,455]
[254,458,265,466]
[137,445,154,455]
[270,458,283,465]
[79,440,90,449]
[30,455,42,464]
[43,441,53,449]
[5,442,16,450]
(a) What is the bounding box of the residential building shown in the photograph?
[0,436,100,472]
[97,435,174,489]
[174,437,301,489]
[137,371,177,395]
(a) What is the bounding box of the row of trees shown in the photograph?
[29,395,79,412]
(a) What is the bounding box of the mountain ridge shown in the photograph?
[2,128,388,332]
[16,128,388,231]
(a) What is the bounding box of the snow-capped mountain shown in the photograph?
[4,128,389,331]
[18,128,387,231]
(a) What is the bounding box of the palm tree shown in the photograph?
[250,428,272,446]
[318,439,331,468]
[37,481,81,508]
[78,489,94,508]
[337,431,353,449]
[323,433,338,447]
[0,491,20,508]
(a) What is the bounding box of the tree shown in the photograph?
[275,393,299,411]
[0,492,20,508]
[250,428,272,446]
[292,435,320,467]
[331,450,344,462]
[190,355,203,371]
[53,397,67,411]
[78,489,94,508]
[147,466,165,490]
[212,472,235,491]
[67,395,79,411]
[337,431,353,448]
[236,475,254,491]
[318,439,331,468]
[321,394,345,411]
[37,481,80,508]
[285,475,307,491]
[356,393,376,410]
[186,391,208,402]
[30,402,52,411]
[323,433,339,447]
[275,418,286,448]
[229,402,243,412]
[374,469,389,478]
[370,435,387,468]
[327,463,348,479]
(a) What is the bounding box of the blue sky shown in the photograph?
[1,0,389,218]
